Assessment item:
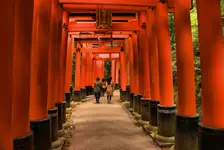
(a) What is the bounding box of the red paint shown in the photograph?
[156,2,174,106]
[68,22,140,32]
[64,36,73,92]
[132,32,139,94]
[174,0,196,116]
[196,0,224,128]
[148,9,160,101]
[12,0,34,139]
[30,0,52,120]
[48,0,58,109]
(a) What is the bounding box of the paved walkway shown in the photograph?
[69,91,160,150]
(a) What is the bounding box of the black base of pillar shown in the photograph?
[126,85,130,102]
[133,95,138,112]
[121,90,126,101]
[115,83,119,90]
[120,89,122,100]
[90,86,94,95]
[157,105,176,137]
[65,92,71,108]
[48,108,58,142]
[69,85,73,96]
[30,117,51,150]
[130,93,134,108]
[198,123,224,150]
[137,94,142,115]
[141,99,150,121]
[55,102,64,130]
[80,88,86,99]
[85,86,89,96]
[13,131,33,150]
[62,102,66,123]
[175,114,199,150]
[74,90,81,101]
[149,100,160,126]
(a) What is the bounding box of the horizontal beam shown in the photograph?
[68,22,140,32]
[69,31,132,35]
[63,4,148,11]
[59,0,179,8]
[69,16,136,21]
[59,0,158,6]
[71,34,128,38]
[78,47,121,53]
[94,58,120,60]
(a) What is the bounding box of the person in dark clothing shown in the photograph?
[94,77,102,103]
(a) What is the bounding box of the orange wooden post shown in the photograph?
[139,11,151,121]
[58,10,69,125]
[92,57,96,89]
[64,36,73,106]
[120,47,127,101]
[132,32,140,113]
[47,0,60,143]
[80,52,87,99]
[128,35,135,108]
[0,2,14,149]
[111,60,116,81]
[74,47,81,101]
[115,60,120,84]
[174,0,198,149]
[11,0,34,149]
[148,8,160,128]
[29,0,52,149]
[196,0,224,149]
[55,4,64,131]
[102,60,105,79]
[155,1,176,141]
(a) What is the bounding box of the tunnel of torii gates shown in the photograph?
[1,0,223,150]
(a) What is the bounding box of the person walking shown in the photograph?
[94,77,102,103]
[106,78,113,103]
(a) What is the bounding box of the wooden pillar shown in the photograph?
[139,11,151,121]
[92,58,96,89]
[174,0,198,149]
[132,32,140,113]
[196,0,224,149]
[120,49,127,91]
[81,52,87,88]
[59,11,69,112]
[11,0,34,149]
[29,0,52,149]
[115,60,120,84]
[0,2,14,149]
[64,36,73,106]
[128,35,135,108]
[148,8,160,128]
[80,52,87,99]
[155,1,176,141]
[74,48,81,101]
[102,60,105,79]
[55,4,64,131]
[111,60,116,81]
[47,0,60,143]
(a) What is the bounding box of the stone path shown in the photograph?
[69,91,161,150]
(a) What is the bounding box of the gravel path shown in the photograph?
[69,91,161,150]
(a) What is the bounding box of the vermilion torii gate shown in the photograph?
[1,0,223,150]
